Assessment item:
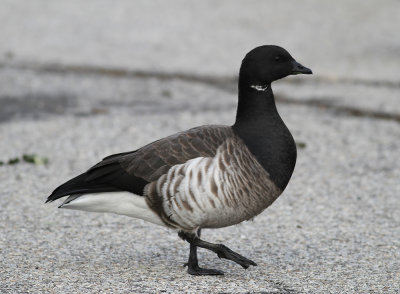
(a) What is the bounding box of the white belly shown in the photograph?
[60,192,165,227]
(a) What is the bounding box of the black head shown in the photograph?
[239,45,312,87]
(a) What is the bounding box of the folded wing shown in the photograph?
[46,125,233,202]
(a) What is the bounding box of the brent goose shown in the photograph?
[47,45,312,275]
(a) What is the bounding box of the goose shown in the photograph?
[46,45,312,275]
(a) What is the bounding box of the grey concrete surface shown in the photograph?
[1,1,400,293]
[1,0,400,81]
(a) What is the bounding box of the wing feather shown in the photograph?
[46,125,234,203]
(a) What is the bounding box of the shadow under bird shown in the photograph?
[46,45,312,275]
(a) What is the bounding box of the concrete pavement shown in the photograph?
[1,1,399,293]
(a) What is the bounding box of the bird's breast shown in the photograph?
[144,137,282,231]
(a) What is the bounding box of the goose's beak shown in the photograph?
[291,61,312,75]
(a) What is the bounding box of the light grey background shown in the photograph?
[1,1,399,293]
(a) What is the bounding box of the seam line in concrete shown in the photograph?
[2,61,399,123]
[1,61,399,89]
[276,96,400,123]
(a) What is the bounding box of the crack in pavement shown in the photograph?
[2,61,400,89]
[2,61,399,124]
[0,61,235,86]
[276,96,400,123]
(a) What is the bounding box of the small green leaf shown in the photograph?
[22,154,35,163]
[22,154,49,165]
[34,156,49,165]
[296,141,307,149]
[8,158,20,165]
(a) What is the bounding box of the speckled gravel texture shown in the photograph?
[1,1,400,293]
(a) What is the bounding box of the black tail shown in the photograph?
[46,157,149,203]
[46,173,118,203]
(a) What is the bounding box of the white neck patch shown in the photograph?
[250,85,269,92]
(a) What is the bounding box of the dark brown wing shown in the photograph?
[46,125,234,202]
[119,125,234,181]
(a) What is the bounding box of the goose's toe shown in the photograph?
[187,265,224,276]
[216,244,257,269]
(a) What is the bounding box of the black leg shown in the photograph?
[179,230,257,275]
[186,242,224,276]
[181,229,224,276]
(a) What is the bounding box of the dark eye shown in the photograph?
[274,56,281,61]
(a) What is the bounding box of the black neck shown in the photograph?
[234,82,278,127]
[232,80,297,191]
